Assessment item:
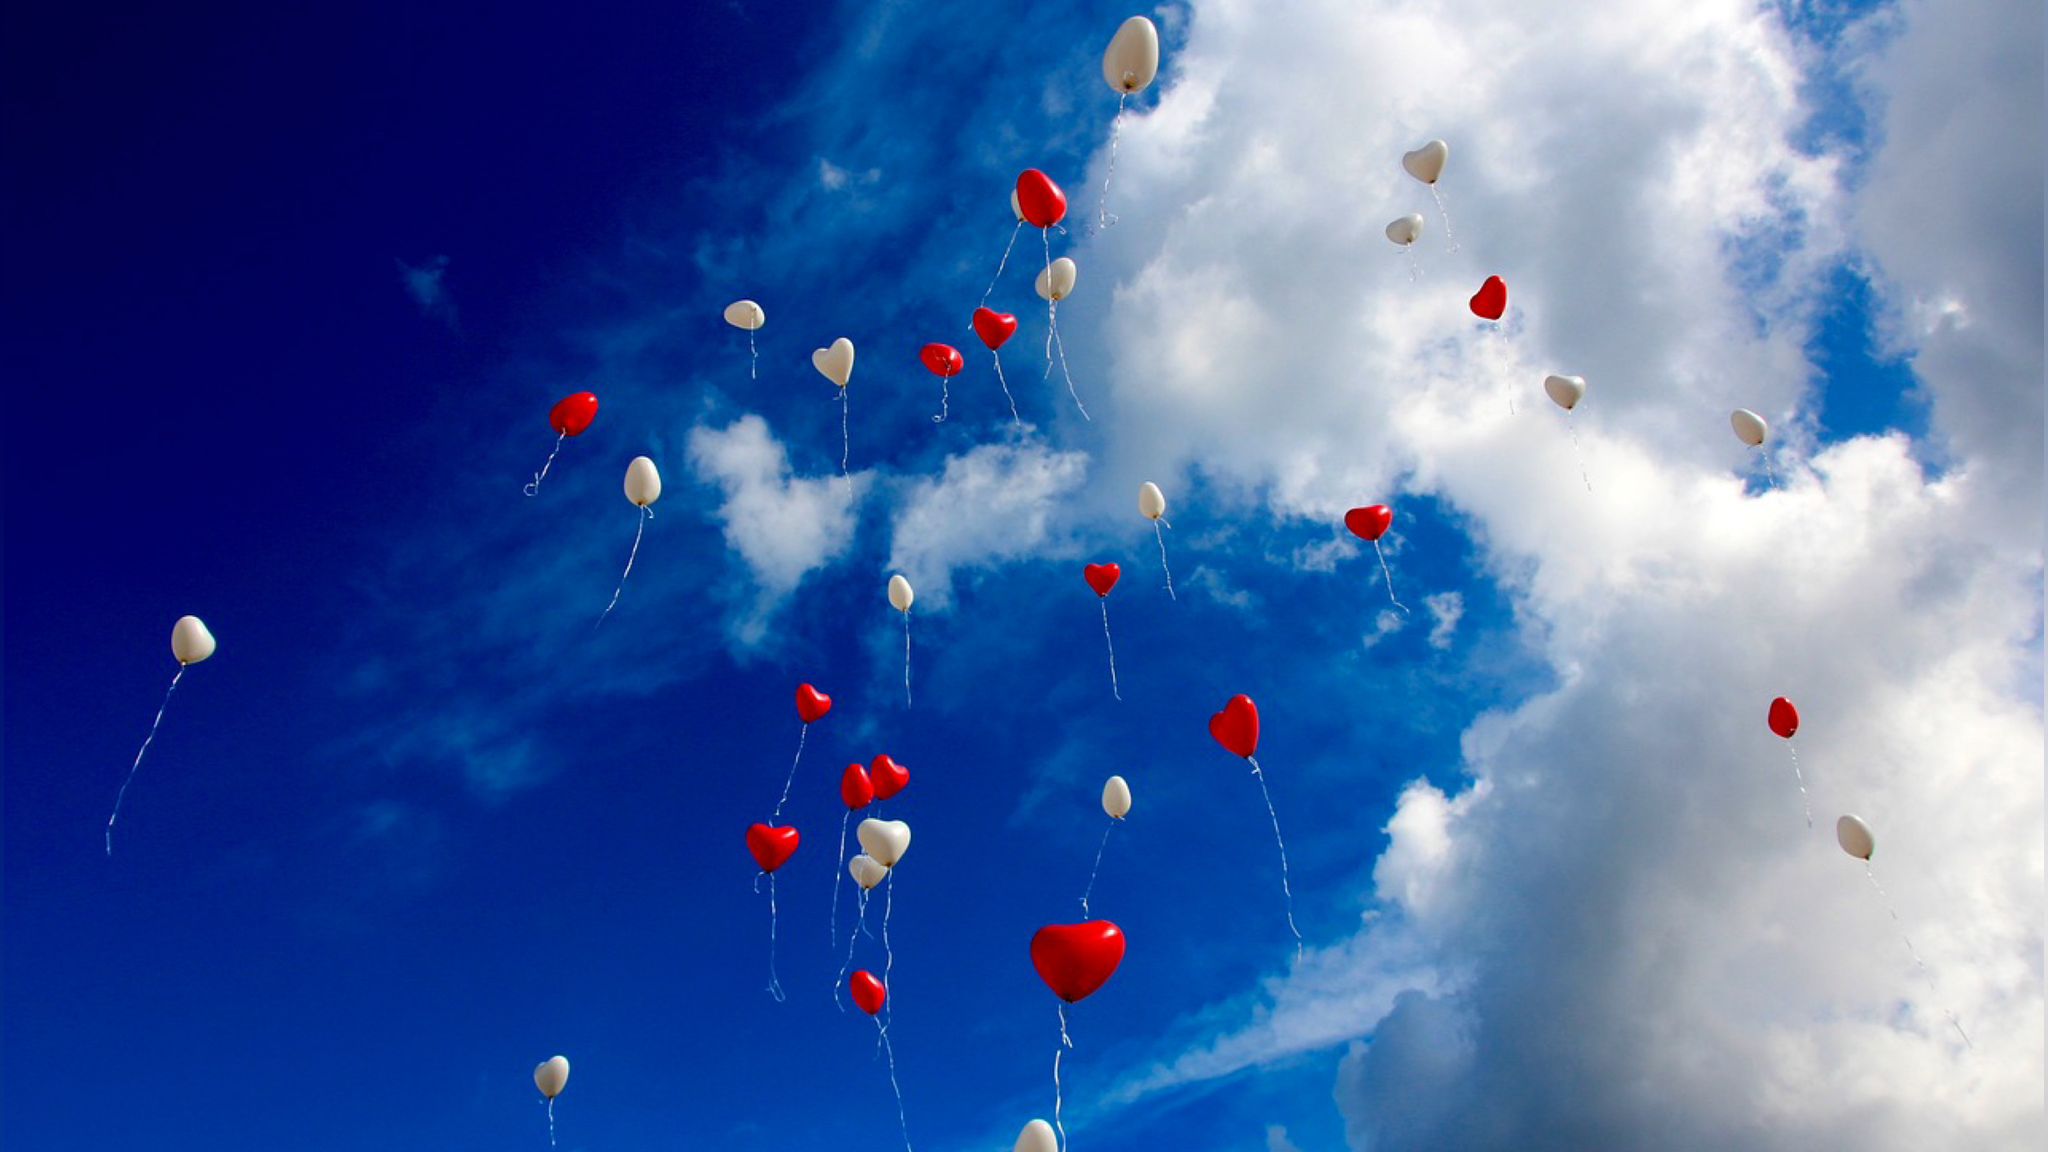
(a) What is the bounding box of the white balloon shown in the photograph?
[1102,775,1132,819]
[1837,814,1875,861]
[1730,408,1768,447]
[857,818,911,868]
[1035,257,1078,302]
[722,299,764,331]
[812,337,855,388]
[171,616,216,666]
[1102,16,1161,95]
[888,574,915,613]
[1015,1119,1060,1152]
[1384,214,1424,247]
[1011,189,1025,223]
[624,456,662,507]
[1402,139,1449,185]
[1138,481,1167,521]
[1543,374,1587,412]
[534,1055,570,1099]
[849,853,889,890]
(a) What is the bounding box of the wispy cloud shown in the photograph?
[396,254,457,329]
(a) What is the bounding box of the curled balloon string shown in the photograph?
[1428,184,1459,253]
[992,351,1022,427]
[772,721,808,822]
[1098,599,1122,701]
[1152,520,1177,601]
[1096,93,1128,232]
[979,221,1022,313]
[1080,818,1115,917]
[830,810,851,1005]
[931,370,951,424]
[1053,1004,1074,1152]
[1371,541,1410,616]
[1783,742,1812,829]
[107,666,187,856]
[764,870,787,1003]
[546,1095,557,1148]
[1247,755,1306,964]
[877,1017,915,1152]
[596,506,651,629]
[901,610,913,710]
[525,432,567,497]
[1050,322,1090,422]
[1566,415,1592,492]
[1864,862,1972,1050]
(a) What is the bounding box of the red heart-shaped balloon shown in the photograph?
[1208,694,1260,759]
[1031,920,1126,1004]
[1768,696,1799,740]
[1470,275,1508,321]
[849,969,887,1016]
[1344,505,1393,542]
[1015,169,1068,229]
[870,754,909,801]
[549,392,599,437]
[841,763,875,811]
[746,823,800,873]
[972,308,1018,351]
[920,343,965,378]
[796,684,833,725]
[1084,563,1121,598]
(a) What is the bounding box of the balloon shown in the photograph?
[849,853,889,890]
[1402,139,1450,185]
[1015,1119,1060,1152]
[1030,920,1126,1003]
[1470,275,1507,321]
[1084,562,1121,598]
[1102,16,1160,94]
[849,969,888,1016]
[1010,189,1025,223]
[1544,374,1587,412]
[746,823,801,873]
[1015,169,1068,228]
[170,616,216,665]
[888,574,915,613]
[1768,696,1799,739]
[549,392,600,437]
[1034,257,1078,303]
[1384,214,1424,248]
[973,307,1019,351]
[870,754,910,800]
[1731,408,1768,447]
[1344,505,1392,543]
[1208,694,1260,759]
[841,763,875,810]
[1138,481,1166,521]
[534,1055,570,1099]
[857,817,911,867]
[921,343,965,378]
[796,683,833,725]
[1102,775,1132,819]
[812,337,855,388]
[624,456,662,507]
[1837,814,1874,861]
[722,300,765,331]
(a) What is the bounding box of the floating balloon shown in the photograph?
[1543,376,1592,491]
[1402,140,1458,249]
[1730,408,1778,489]
[1138,482,1176,600]
[1097,16,1160,228]
[770,683,833,823]
[525,392,599,496]
[858,818,911,868]
[814,337,856,483]
[1032,920,1127,1152]
[973,307,1024,425]
[596,458,660,627]
[849,853,890,891]
[1015,1119,1060,1152]
[850,969,887,1016]
[1209,694,1302,957]
[1839,813,1972,1047]
[1082,775,1133,916]
[1384,214,1424,248]
[1470,275,1507,321]
[748,822,801,1002]
[922,342,965,423]
[107,616,218,855]
[889,574,915,708]
[1084,563,1124,700]
[724,300,765,380]
[1034,257,1087,419]
[1836,814,1873,860]
[1345,505,1407,613]
[871,754,911,801]
[1035,257,1078,302]
[1014,170,1089,420]
[534,1055,570,1147]
[1016,169,1068,228]
[1765,696,1810,828]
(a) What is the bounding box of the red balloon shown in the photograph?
[549,392,599,437]
[973,308,1019,351]
[921,343,965,378]
[870,754,910,801]
[849,969,887,1016]
[1344,505,1393,542]
[796,683,833,725]
[1469,276,1508,321]
[1015,169,1068,228]
[1768,697,1799,740]
[1208,694,1260,759]
[746,823,800,873]
[1030,921,1126,1004]
[1084,562,1121,598]
[841,763,875,811]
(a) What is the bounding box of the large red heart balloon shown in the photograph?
[746,823,800,873]
[549,392,599,437]
[1470,276,1508,321]
[796,684,833,725]
[841,763,875,811]
[920,343,964,378]
[1084,563,1121,598]
[1030,921,1125,1004]
[1768,697,1799,740]
[870,754,910,801]
[1209,694,1260,759]
[972,308,1018,351]
[1015,169,1068,228]
[849,969,887,1016]
[1344,505,1393,542]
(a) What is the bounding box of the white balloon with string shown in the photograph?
[1837,814,1972,1049]
[1385,213,1425,279]
[597,457,661,627]
[723,299,764,380]
[1730,408,1777,489]
[1035,256,1088,420]
[106,615,217,856]
[534,1055,570,1148]
[1080,776,1132,917]
[1097,16,1159,230]
[1543,375,1593,492]
[1401,139,1457,249]
[888,574,915,708]
[812,338,855,491]
[1138,482,1176,600]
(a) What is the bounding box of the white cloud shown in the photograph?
[1267,1125,1306,1152]
[884,439,1089,610]
[1422,592,1463,650]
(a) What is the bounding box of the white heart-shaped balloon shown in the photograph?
[1102,775,1132,819]
[1730,408,1768,447]
[849,853,889,890]
[812,337,855,387]
[857,818,911,867]
[171,615,216,665]
[1015,1119,1059,1152]
[534,1055,570,1099]
[1402,139,1449,185]
[624,455,662,507]
[1384,214,1424,247]
[722,299,764,331]
[1543,374,1587,412]
[1035,257,1078,302]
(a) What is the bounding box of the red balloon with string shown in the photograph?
[525,392,599,495]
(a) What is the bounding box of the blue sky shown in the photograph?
[5,2,2041,1150]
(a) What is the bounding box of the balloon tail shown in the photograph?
[1052,321,1089,421]
[840,389,852,494]
[748,327,758,381]
[1080,819,1115,917]
[1761,448,1778,491]
[980,221,1022,311]
[831,810,850,1004]
[765,871,787,1003]
[547,1096,557,1148]
[1429,184,1458,252]
[1096,93,1127,232]
[902,611,913,710]
[1153,520,1177,600]
[838,888,870,1001]
[1785,742,1812,829]
[1567,416,1592,492]
[1865,862,1972,1049]
[932,372,951,424]
[878,1018,914,1152]
[1098,599,1121,701]
[992,351,1022,427]
[107,666,186,856]
[882,871,897,1002]
[772,721,808,822]
[1248,756,1305,964]
[525,432,567,497]
[1041,227,1058,375]
[1372,540,1409,616]
[1053,1005,1074,1152]
[596,506,649,628]
[1404,246,1422,282]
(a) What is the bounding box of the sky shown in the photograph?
[2,1,2042,1150]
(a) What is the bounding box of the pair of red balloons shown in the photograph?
[840,755,910,810]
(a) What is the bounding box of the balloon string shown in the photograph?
[764,871,787,1002]
[1567,416,1592,492]
[1051,321,1089,421]
[1760,448,1778,491]
[1153,521,1177,600]
[1097,93,1127,232]
[839,888,870,1001]
[107,666,185,856]
[525,432,566,496]
[1053,1005,1073,1152]
[546,1095,557,1148]
[1247,756,1305,964]
[840,389,852,494]
[878,1018,914,1152]
[902,611,913,709]
[748,327,758,381]
[1042,227,1057,370]
[1785,743,1812,829]
[992,351,1021,427]
[1080,819,1115,917]
[773,721,808,822]
[1429,183,1458,252]
[1493,327,1515,416]
[1865,862,1971,1049]
[1098,599,1121,700]
[1404,246,1421,282]
[831,810,850,1006]
[931,371,951,424]
[979,221,1022,312]
[1372,540,1409,616]
[596,506,649,628]
[882,870,897,1007]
